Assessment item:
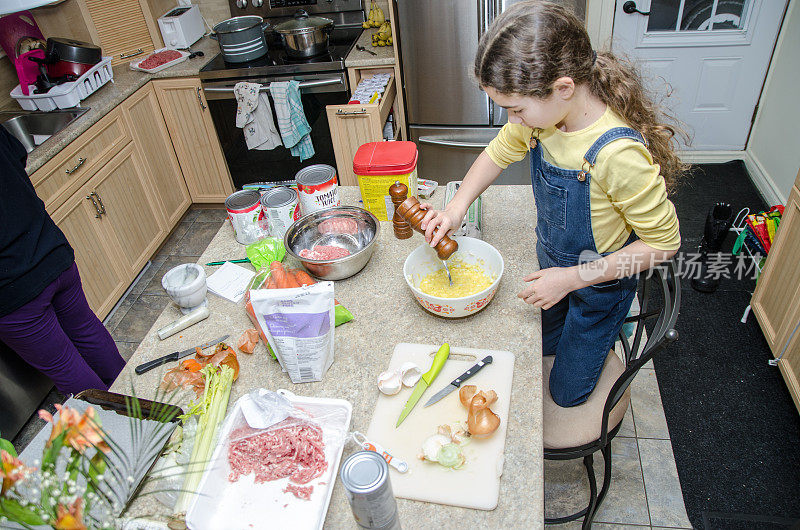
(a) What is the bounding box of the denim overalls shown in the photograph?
[531,127,643,407]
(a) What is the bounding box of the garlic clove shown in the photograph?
[377,370,402,395]
[399,362,422,387]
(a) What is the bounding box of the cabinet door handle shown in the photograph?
[86,194,102,219]
[336,108,367,116]
[120,48,144,59]
[91,191,106,215]
[65,157,86,174]
[196,87,207,111]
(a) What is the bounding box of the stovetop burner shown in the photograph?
[199,27,362,81]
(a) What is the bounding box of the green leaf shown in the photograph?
[42,431,66,468]
[0,498,46,525]
[0,438,16,458]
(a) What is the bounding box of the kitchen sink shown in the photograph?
[0,108,89,153]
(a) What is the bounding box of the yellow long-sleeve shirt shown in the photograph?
[485,108,681,253]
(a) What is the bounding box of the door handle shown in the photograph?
[65,157,86,174]
[196,87,207,111]
[120,48,144,59]
[622,1,650,16]
[86,194,102,219]
[418,136,490,149]
[91,191,106,215]
[477,0,486,38]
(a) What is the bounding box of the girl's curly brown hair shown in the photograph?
[474,0,687,192]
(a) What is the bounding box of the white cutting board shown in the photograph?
[366,343,515,510]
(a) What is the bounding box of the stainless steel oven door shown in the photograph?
[202,72,349,189]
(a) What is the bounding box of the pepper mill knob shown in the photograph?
[388,182,459,260]
[389,181,413,239]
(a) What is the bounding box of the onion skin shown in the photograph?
[461,387,501,437]
[459,385,478,406]
[468,405,500,436]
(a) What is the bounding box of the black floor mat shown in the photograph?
[655,161,800,529]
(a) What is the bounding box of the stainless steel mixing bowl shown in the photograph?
[284,206,380,280]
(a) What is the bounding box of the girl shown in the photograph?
[420,0,682,408]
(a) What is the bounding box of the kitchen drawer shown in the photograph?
[33,108,131,213]
[326,72,396,186]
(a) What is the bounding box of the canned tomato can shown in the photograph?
[259,186,301,238]
[296,164,340,215]
[340,451,401,530]
[225,189,263,245]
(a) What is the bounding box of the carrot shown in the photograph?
[270,261,290,288]
[293,269,316,286]
[266,276,277,289]
[181,358,203,372]
[283,270,301,288]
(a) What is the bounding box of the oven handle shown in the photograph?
[203,77,344,93]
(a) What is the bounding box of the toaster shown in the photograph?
[158,4,205,49]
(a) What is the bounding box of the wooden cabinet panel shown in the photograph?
[50,185,127,318]
[33,109,130,213]
[84,0,156,65]
[153,78,234,202]
[91,143,165,278]
[753,186,800,353]
[121,83,191,228]
[778,318,800,412]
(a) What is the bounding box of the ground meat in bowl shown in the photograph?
[299,246,351,260]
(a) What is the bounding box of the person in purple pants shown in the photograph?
[0,127,124,395]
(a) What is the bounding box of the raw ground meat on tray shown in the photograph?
[138,49,183,69]
[299,246,351,260]
[227,418,328,500]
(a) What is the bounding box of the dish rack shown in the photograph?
[10,57,113,111]
[731,207,766,323]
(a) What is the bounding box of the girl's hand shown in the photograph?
[419,204,464,247]
[517,267,578,309]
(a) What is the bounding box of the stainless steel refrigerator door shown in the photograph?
[411,126,531,185]
[397,0,490,125]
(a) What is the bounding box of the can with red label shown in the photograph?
[259,186,301,238]
[225,189,264,245]
[296,164,340,216]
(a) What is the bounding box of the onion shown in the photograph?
[436,443,466,469]
[420,434,451,462]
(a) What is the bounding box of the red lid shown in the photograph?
[352,141,418,176]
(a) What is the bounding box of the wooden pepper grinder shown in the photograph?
[389,181,458,260]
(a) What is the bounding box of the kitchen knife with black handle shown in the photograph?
[423,355,493,407]
[134,334,229,375]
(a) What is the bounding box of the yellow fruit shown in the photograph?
[362,21,370,29]
[378,40,386,46]
[371,41,378,47]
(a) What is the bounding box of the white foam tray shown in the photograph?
[129,48,190,74]
[185,389,352,530]
[11,57,114,111]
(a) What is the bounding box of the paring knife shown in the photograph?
[424,355,493,407]
[134,334,229,375]
[396,343,450,427]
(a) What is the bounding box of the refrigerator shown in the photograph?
[396,0,584,185]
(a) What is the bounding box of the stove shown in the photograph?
[200,0,364,188]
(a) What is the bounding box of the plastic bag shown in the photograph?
[246,237,286,270]
[248,282,336,383]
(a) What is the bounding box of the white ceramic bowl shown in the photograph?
[403,237,504,318]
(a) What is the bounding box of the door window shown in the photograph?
[646,0,750,32]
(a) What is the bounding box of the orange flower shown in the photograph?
[54,498,87,530]
[38,405,110,454]
[0,449,34,496]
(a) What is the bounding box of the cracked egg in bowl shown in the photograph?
[404,237,504,318]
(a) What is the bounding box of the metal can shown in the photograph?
[225,189,263,245]
[340,450,401,530]
[259,186,301,238]
[296,164,340,216]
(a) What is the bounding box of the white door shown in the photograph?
[612,0,787,150]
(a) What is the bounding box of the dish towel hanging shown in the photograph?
[234,82,282,151]
[270,80,315,161]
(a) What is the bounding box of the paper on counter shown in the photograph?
[206,262,255,303]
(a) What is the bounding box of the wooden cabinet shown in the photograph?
[153,78,235,202]
[752,170,800,412]
[121,83,191,228]
[327,70,397,186]
[31,0,166,66]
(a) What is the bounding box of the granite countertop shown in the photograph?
[111,186,544,528]
[345,28,396,68]
[23,37,220,175]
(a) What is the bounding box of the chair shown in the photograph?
[543,260,681,529]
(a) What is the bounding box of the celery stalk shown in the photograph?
[174,364,234,514]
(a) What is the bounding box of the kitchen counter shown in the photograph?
[345,28,396,68]
[111,185,544,528]
[23,37,220,175]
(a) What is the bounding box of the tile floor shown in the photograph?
[12,205,692,528]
